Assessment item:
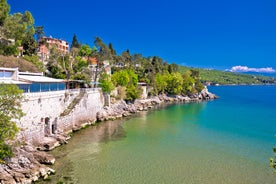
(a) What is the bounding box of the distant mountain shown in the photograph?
[178,66,276,85]
[234,71,276,78]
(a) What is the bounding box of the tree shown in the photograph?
[94,37,112,61]
[99,73,114,94]
[47,47,73,81]
[108,42,116,56]
[112,70,130,87]
[190,69,200,80]
[0,0,10,26]
[111,69,140,101]
[126,84,141,101]
[121,49,132,67]
[22,33,37,56]
[93,37,112,88]
[34,26,45,42]
[166,72,183,95]
[78,44,92,57]
[168,63,179,74]
[2,11,35,45]
[155,73,168,94]
[181,70,195,95]
[0,84,24,162]
[0,44,18,56]
[71,33,81,49]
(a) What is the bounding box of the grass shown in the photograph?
[0,55,40,72]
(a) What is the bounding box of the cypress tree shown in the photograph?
[71,33,80,48]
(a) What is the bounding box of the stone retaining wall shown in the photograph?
[17,89,104,144]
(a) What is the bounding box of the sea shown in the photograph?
[47,85,276,184]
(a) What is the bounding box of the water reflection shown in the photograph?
[46,120,127,183]
[94,120,127,143]
[47,102,207,183]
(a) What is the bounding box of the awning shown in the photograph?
[0,79,30,84]
[19,75,65,83]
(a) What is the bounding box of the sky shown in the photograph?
[8,0,276,73]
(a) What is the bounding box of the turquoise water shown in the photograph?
[49,85,276,184]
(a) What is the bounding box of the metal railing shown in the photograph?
[23,87,101,98]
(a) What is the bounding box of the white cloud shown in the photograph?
[227,65,276,73]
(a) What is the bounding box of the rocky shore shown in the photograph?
[0,143,55,184]
[96,88,217,122]
[0,88,217,184]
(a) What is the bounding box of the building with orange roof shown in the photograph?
[38,36,69,63]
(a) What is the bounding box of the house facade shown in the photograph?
[37,36,69,63]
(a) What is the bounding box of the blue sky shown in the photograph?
[8,0,276,72]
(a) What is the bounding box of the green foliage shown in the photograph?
[111,69,141,100]
[0,0,10,26]
[108,43,116,56]
[112,70,130,87]
[99,73,114,94]
[0,84,23,162]
[116,86,126,100]
[47,44,93,82]
[178,66,276,85]
[94,37,112,61]
[34,26,45,42]
[168,63,179,74]
[0,143,13,163]
[181,70,195,95]
[155,73,168,94]
[22,34,37,56]
[127,69,138,86]
[0,44,18,56]
[74,56,88,71]
[126,85,141,101]
[111,69,138,87]
[72,72,90,82]
[166,72,183,95]
[2,11,35,45]
[23,55,45,72]
[71,33,81,48]
[47,47,74,80]
[78,44,92,57]
[195,80,205,92]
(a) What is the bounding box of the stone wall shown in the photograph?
[17,89,104,144]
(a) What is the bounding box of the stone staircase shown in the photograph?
[60,90,86,116]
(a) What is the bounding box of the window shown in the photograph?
[30,83,41,92]
[0,71,13,78]
[17,84,29,93]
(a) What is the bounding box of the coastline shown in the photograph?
[0,88,217,184]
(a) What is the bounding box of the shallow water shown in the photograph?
[48,85,276,184]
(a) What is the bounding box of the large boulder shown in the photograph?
[0,144,56,184]
[33,151,55,165]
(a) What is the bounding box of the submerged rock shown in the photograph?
[1,88,217,184]
[96,90,217,122]
[33,151,55,165]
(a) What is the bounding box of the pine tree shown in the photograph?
[71,33,80,48]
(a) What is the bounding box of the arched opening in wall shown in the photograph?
[44,117,51,136]
[52,118,57,134]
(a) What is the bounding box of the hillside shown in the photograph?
[0,55,40,72]
[178,66,276,85]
